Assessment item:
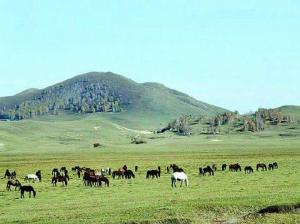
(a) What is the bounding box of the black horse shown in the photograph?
[52,168,59,177]
[20,185,36,198]
[171,164,184,172]
[273,162,278,169]
[268,164,274,170]
[98,176,109,187]
[146,170,160,179]
[222,164,227,171]
[7,179,21,191]
[36,170,42,181]
[199,166,214,176]
[244,166,254,174]
[124,170,135,179]
[134,165,138,172]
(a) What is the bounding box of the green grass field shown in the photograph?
[0,114,300,223]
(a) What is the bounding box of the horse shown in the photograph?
[135,165,138,172]
[124,170,135,179]
[36,170,42,181]
[171,172,188,188]
[171,164,184,173]
[268,164,274,170]
[52,174,68,187]
[24,174,40,182]
[112,170,124,179]
[256,163,267,171]
[199,166,214,176]
[229,163,242,172]
[7,179,21,191]
[106,168,112,175]
[146,170,160,179]
[98,176,109,187]
[212,164,217,171]
[244,166,254,174]
[122,165,128,172]
[20,185,36,198]
[273,162,278,169]
[222,164,227,171]
[4,169,16,179]
[52,168,59,177]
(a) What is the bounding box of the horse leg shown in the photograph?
[29,191,31,198]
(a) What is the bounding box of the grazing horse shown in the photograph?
[7,179,21,191]
[24,174,39,182]
[244,166,254,174]
[135,165,138,172]
[256,163,267,171]
[112,170,124,179]
[20,185,36,198]
[229,163,242,172]
[171,172,188,188]
[199,166,214,176]
[4,169,16,179]
[124,170,135,179]
[268,164,274,170]
[273,162,278,169]
[146,170,160,179]
[98,176,109,187]
[52,175,68,187]
[222,164,227,171]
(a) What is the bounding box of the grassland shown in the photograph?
[0,113,300,223]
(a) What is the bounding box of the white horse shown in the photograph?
[24,174,39,182]
[171,172,188,188]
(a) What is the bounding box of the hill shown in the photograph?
[0,72,226,124]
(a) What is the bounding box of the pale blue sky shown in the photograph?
[0,1,299,112]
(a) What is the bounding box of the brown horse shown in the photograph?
[7,179,21,191]
[112,170,124,179]
[256,163,267,171]
[52,175,68,186]
[229,163,242,172]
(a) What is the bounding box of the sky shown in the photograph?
[0,1,299,113]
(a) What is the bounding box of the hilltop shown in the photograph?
[0,72,226,125]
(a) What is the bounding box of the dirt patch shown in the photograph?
[126,218,192,224]
[112,123,152,135]
[258,204,300,214]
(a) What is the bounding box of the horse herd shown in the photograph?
[2,161,278,198]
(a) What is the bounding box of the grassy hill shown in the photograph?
[0,72,226,124]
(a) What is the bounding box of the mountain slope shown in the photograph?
[0,72,227,121]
